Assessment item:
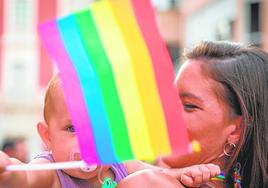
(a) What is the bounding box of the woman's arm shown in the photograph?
[117,169,185,188]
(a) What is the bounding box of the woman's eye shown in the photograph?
[66,125,75,133]
[183,103,198,112]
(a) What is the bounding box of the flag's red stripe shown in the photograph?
[131,0,189,154]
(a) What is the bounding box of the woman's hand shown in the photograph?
[163,164,220,187]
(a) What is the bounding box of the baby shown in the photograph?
[0,75,220,188]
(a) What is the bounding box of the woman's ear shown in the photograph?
[37,121,51,149]
[227,116,242,145]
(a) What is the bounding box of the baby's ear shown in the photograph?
[37,122,51,149]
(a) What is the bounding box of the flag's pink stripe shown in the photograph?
[38,20,99,164]
[131,0,189,154]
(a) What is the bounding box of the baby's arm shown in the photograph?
[0,151,56,188]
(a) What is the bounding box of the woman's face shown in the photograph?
[163,60,238,167]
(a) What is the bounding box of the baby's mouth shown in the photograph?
[70,149,98,172]
[72,152,81,161]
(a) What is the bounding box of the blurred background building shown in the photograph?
[0,0,95,158]
[154,0,268,71]
[0,0,267,158]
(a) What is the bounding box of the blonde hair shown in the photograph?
[43,74,62,124]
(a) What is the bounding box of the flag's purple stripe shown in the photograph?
[38,20,99,164]
[57,15,118,164]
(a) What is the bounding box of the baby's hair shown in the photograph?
[43,74,61,124]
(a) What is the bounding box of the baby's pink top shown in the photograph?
[35,152,128,188]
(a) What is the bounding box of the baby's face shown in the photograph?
[46,83,101,179]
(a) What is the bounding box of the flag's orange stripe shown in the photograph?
[110,0,171,156]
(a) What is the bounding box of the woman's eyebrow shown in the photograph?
[179,92,204,102]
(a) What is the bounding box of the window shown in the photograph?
[248,1,261,45]
[167,43,180,72]
[152,0,180,11]
[7,0,32,31]
[215,19,234,41]
[15,0,27,27]
[250,2,260,33]
[167,43,179,63]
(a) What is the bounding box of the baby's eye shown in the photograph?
[183,103,198,112]
[66,125,75,133]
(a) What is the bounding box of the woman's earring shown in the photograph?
[223,142,236,157]
[233,162,241,188]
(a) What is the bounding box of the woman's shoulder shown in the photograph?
[117,169,185,188]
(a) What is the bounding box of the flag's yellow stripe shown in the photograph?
[109,0,171,156]
[91,1,155,160]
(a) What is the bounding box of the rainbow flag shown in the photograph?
[39,0,190,165]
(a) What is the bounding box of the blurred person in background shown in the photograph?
[1,136,29,163]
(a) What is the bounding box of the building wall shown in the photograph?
[184,0,237,47]
[261,0,268,52]
[38,0,56,87]
[0,0,3,89]
[157,10,180,44]
[0,0,95,158]
[179,0,268,51]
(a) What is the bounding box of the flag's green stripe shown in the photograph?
[75,9,134,161]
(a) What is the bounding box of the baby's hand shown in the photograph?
[180,164,220,187]
[0,151,12,183]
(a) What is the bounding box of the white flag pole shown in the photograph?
[6,161,97,171]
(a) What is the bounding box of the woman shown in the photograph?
[119,41,268,188]
[164,41,268,187]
